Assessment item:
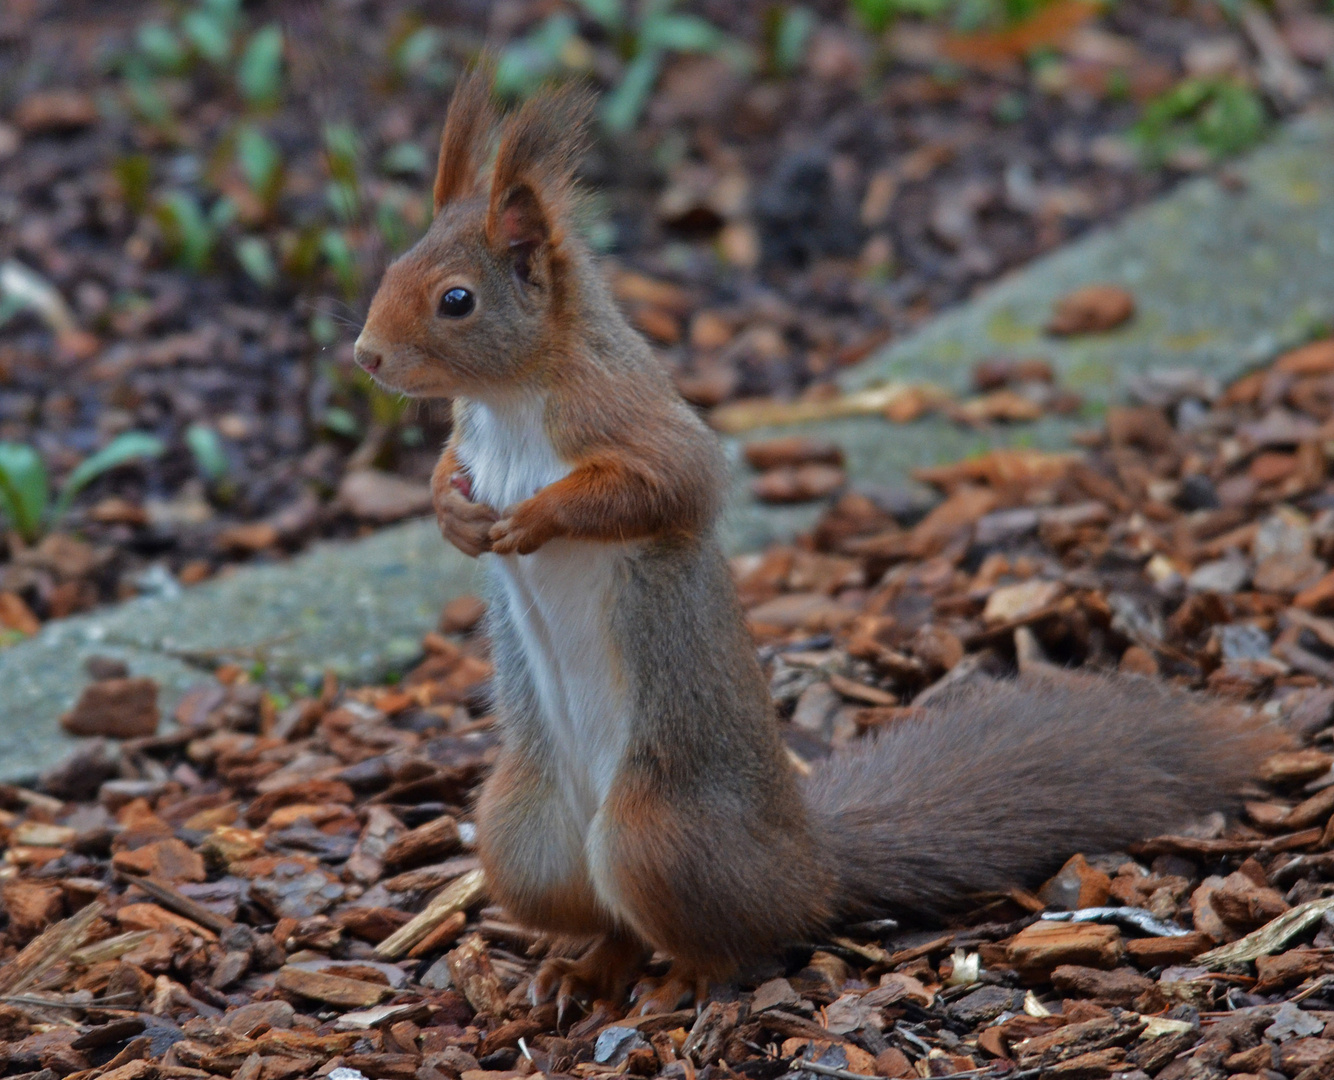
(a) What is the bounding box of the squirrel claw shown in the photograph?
[530,936,648,1014]
[631,970,708,1015]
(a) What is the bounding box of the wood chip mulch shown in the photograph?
[7,335,1334,1080]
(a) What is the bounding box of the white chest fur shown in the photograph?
[456,397,631,824]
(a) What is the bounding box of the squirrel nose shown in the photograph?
[354,336,383,374]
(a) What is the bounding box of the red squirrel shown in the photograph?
[354,69,1276,1014]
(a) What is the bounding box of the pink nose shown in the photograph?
[354,343,383,373]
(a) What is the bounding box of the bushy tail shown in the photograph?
[803,672,1282,919]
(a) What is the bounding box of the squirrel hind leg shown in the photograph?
[531,933,650,1018]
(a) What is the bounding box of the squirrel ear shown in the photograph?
[433,64,496,215]
[485,86,593,277]
[492,183,551,283]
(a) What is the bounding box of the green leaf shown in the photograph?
[772,6,815,75]
[155,191,217,272]
[381,141,429,177]
[851,0,895,32]
[0,443,50,542]
[325,180,360,223]
[322,406,360,438]
[494,14,578,99]
[601,49,662,132]
[238,25,285,107]
[320,228,359,298]
[574,0,624,31]
[208,195,238,231]
[234,235,277,288]
[643,13,726,53]
[236,124,283,204]
[137,22,187,72]
[182,8,233,64]
[185,423,229,482]
[394,26,444,76]
[375,200,411,253]
[323,122,360,182]
[55,432,165,518]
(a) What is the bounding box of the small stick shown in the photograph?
[114,871,235,935]
[375,868,487,960]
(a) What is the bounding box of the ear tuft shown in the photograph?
[485,85,594,266]
[433,63,497,215]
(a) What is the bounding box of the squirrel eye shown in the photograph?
[437,287,475,318]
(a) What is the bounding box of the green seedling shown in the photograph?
[155,190,236,272]
[375,199,413,254]
[185,423,230,484]
[237,24,285,107]
[137,22,188,73]
[320,228,360,299]
[381,141,430,178]
[235,124,283,210]
[0,433,165,543]
[766,5,816,76]
[323,122,361,224]
[322,406,360,439]
[852,0,1052,32]
[1133,76,1268,165]
[495,14,583,100]
[599,0,747,132]
[182,0,241,65]
[393,26,452,88]
[234,235,277,288]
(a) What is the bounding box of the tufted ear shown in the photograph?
[485,85,593,282]
[433,64,497,214]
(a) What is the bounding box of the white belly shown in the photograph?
[456,397,630,825]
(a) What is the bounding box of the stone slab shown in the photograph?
[721,108,1334,551]
[0,520,477,782]
[3,110,1334,781]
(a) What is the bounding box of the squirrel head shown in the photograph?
[355,67,593,399]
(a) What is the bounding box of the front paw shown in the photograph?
[434,479,499,558]
[489,509,558,556]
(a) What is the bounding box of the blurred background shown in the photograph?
[0,0,1330,632]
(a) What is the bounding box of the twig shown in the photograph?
[0,902,104,995]
[1197,897,1334,968]
[114,871,236,935]
[375,867,487,960]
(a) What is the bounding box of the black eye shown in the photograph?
[438,287,475,318]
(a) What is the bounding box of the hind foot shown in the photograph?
[632,966,710,1015]
[530,934,650,1020]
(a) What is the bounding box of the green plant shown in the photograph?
[392,26,453,88]
[851,0,1054,33]
[235,124,283,209]
[233,235,277,288]
[766,5,816,76]
[237,24,284,107]
[323,123,361,224]
[0,433,165,543]
[155,190,236,272]
[181,0,241,65]
[494,14,585,100]
[495,0,747,132]
[185,423,230,483]
[852,0,948,33]
[597,0,747,132]
[1133,77,1268,165]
